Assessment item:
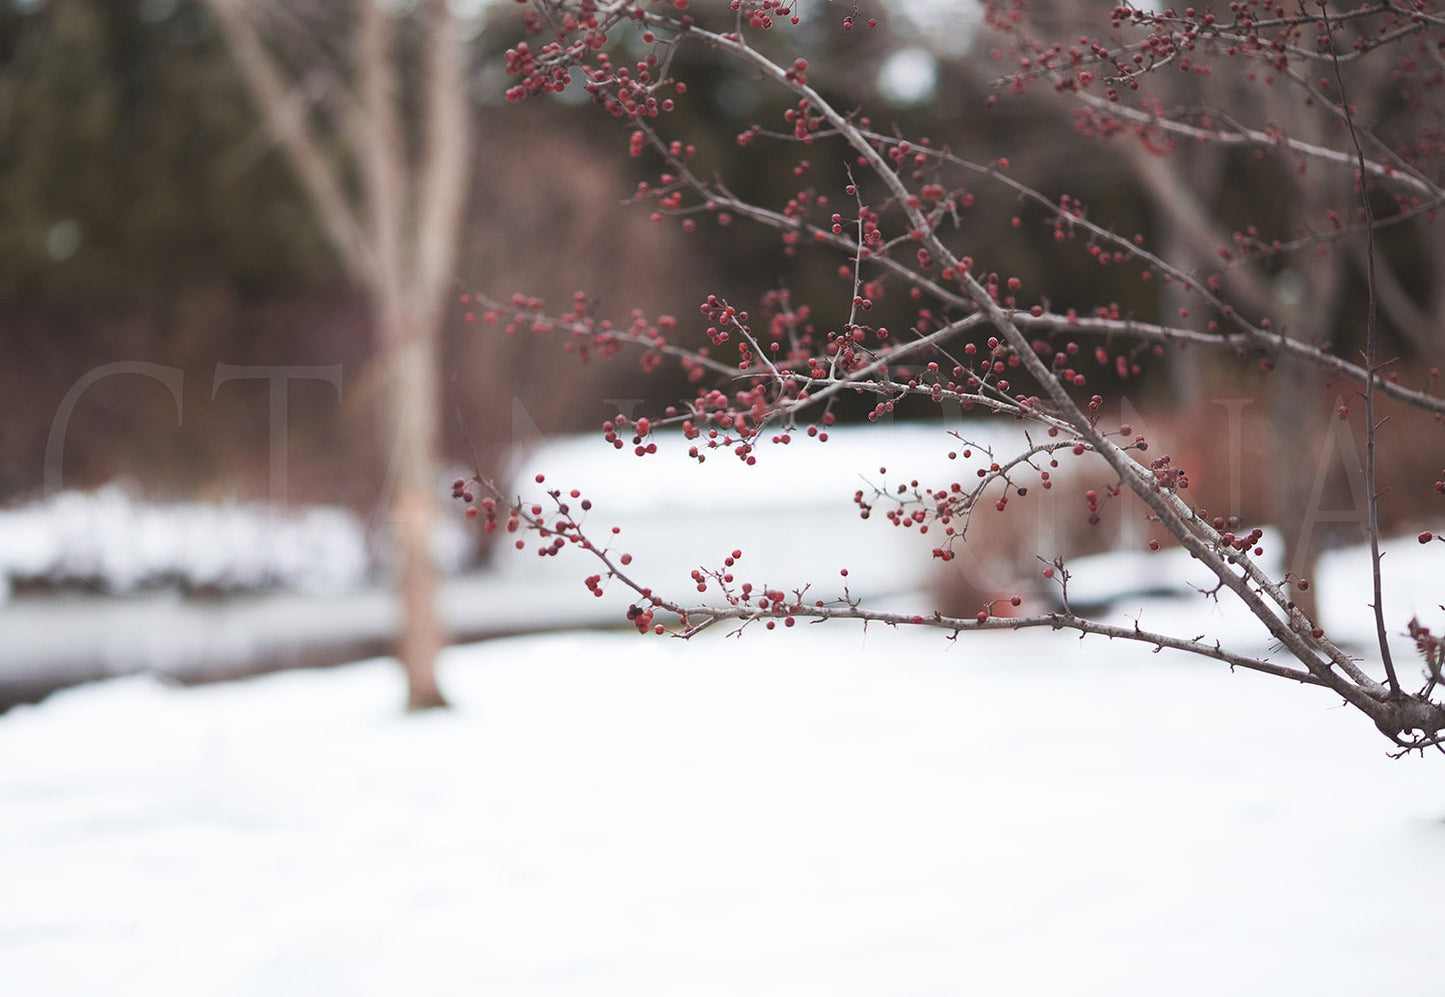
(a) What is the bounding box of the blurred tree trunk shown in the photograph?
[204,0,471,710]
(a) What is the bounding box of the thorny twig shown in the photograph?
[484,1,1445,750]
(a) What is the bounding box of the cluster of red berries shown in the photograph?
[727,1,801,30]
[1148,453,1188,493]
[1408,618,1444,671]
[1219,526,1267,558]
[627,603,662,634]
[451,477,500,527]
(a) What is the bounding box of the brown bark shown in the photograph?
[388,355,449,711]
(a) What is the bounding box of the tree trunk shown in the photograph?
[385,322,448,710]
[1272,246,1348,626]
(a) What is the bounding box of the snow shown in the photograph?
[0,485,371,599]
[2,625,1442,995]
[3,422,1444,992]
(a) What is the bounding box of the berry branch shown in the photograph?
[461,470,1326,688]
[473,1,1445,752]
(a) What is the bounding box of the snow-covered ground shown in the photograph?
[2,421,1444,992]
[2,622,1442,995]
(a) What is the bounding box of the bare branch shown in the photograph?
[413,0,473,315]
[201,0,371,275]
[1322,0,1402,696]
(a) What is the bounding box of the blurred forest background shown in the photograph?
[1,0,1439,540]
[0,1,1151,514]
[0,0,697,516]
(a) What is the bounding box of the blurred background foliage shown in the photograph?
[1,0,1435,529]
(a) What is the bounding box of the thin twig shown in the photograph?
[1321,0,1401,696]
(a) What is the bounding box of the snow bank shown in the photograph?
[0,486,369,600]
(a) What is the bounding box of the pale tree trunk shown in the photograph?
[204,0,471,710]
[1125,142,1229,414]
[387,326,447,710]
[1271,226,1347,626]
[1258,76,1355,626]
